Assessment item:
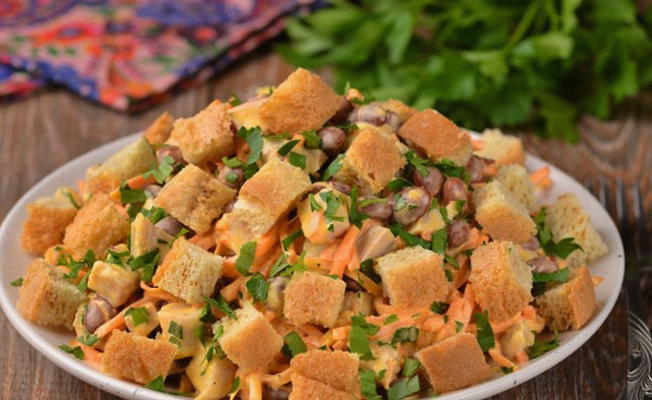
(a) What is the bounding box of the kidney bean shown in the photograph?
[329,99,353,124]
[348,105,387,126]
[466,156,486,183]
[359,196,393,220]
[329,180,352,195]
[155,216,183,236]
[84,296,116,333]
[156,145,185,164]
[441,178,468,207]
[448,220,470,249]
[144,184,162,198]
[528,256,559,273]
[522,236,540,251]
[385,111,403,131]
[413,167,444,196]
[392,187,431,226]
[318,127,346,152]
[217,166,244,189]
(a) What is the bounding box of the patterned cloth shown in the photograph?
[0,0,320,110]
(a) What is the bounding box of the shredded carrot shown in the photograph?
[221,256,238,279]
[332,326,350,341]
[221,277,244,302]
[126,174,156,190]
[94,297,153,338]
[471,139,485,150]
[261,369,292,389]
[530,166,552,189]
[140,281,182,302]
[522,305,537,321]
[319,240,339,261]
[515,350,529,364]
[329,226,360,277]
[188,228,216,250]
[491,312,523,334]
[73,341,102,369]
[489,348,516,369]
[257,247,282,277]
[255,223,280,261]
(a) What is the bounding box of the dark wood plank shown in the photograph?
[0,51,633,399]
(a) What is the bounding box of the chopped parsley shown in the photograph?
[119,183,147,204]
[140,206,168,224]
[269,253,291,277]
[59,344,84,360]
[228,92,241,106]
[168,321,183,345]
[205,296,236,320]
[235,241,257,276]
[348,186,368,228]
[444,269,454,282]
[384,314,399,325]
[246,273,269,302]
[349,314,380,360]
[142,155,177,184]
[474,311,495,352]
[389,223,431,249]
[77,334,98,346]
[288,151,306,169]
[532,268,570,283]
[444,254,459,269]
[125,307,150,327]
[535,208,582,259]
[277,139,300,156]
[10,278,23,287]
[360,259,382,284]
[435,159,469,181]
[360,369,381,400]
[391,326,419,345]
[528,333,560,359]
[430,227,448,254]
[402,358,421,377]
[145,376,165,392]
[501,366,514,374]
[222,156,243,168]
[282,331,307,358]
[430,301,449,314]
[62,188,81,209]
[230,376,241,393]
[322,154,345,180]
[301,130,322,149]
[236,126,264,178]
[128,248,160,283]
[281,229,303,250]
[386,177,413,191]
[387,375,420,400]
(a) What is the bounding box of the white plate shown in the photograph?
[0,133,624,400]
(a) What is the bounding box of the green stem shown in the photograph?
[505,0,541,49]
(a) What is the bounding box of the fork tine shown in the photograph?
[632,182,646,260]
[598,176,610,212]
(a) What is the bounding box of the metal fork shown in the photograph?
[586,177,652,399]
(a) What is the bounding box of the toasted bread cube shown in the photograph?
[20,197,77,254]
[417,333,492,394]
[125,303,159,337]
[154,164,235,233]
[130,213,173,258]
[290,375,355,400]
[187,346,237,400]
[378,99,418,123]
[474,181,536,243]
[536,266,596,331]
[495,165,539,213]
[220,158,311,250]
[153,238,223,304]
[170,101,234,165]
[335,128,405,195]
[228,98,268,130]
[398,109,472,165]
[101,330,176,384]
[63,193,129,259]
[469,241,533,322]
[218,302,283,372]
[375,247,448,308]
[157,303,203,358]
[474,129,525,167]
[143,111,174,144]
[259,68,346,134]
[291,349,360,393]
[284,271,346,328]
[87,261,139,307]
[545,193,608,268]
[16,259,85,330]
[86,137,157,194]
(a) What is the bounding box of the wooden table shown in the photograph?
[0,50,645,399]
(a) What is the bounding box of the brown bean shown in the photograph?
[348,105,387,126]
[466,156,486,183]
[413,167,444,196]
[385,111,403,131]
[84,296,116,333]
[528,256,558,273]
[155,216,183,236]
[359,196,393,220]
[262,387,290,400]
[217,166,244,189]
[392,187,430,226]
[144,184,162,198]
[330,180,352,195]
[441,177,468,207]
[156,145,185,164]
[328,99,353,124]
[318,127,346,152]
[448,220,470,249]
[522,236,540,251]
[266,277,289,313]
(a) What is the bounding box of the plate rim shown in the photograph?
[0,132,625,400]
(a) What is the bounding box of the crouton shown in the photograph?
[473,181,536,243]
[87,261,140,307]
[86,137,157,194]
[218,302,283,372]
[545,193,608,268]
[158,303,203,358]
[219,158,311,251]
[187,347,237,400]
[474,129,525,167]
[416,333,492,394]
[228,98,268,130]
[290,375,355,400]
[375,247,449,308]
[291,349,360,393]
[283,271,346,328]
[154,164,236,233]
[169,101,235,165]
[130,213,173,258]
[16,259,85,330]
[398,109,472,165]
[63,193,129,259]
[469,241,533,322]
[495,165,539,213]
[153,238,223,304]
[101,330,176,384]
[378,99,418,122]
[536,266,596,331]
[259,68,346,134]
[335,128,405,195]
[20,197,77,254]
[143,111,174,144]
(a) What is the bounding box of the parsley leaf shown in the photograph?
[360,259,382,284]
[205,296,236,320]
[128,248,160,283]
[59,344,84,360]
[391,326,419,346]
[281,229,303,250]
[535,208,583,259]
[430,227,448,254]
[288,151,307,169]
[386,177,413,191]
[10,278,23,287]
[349,314,380,360]
[402,358,421,377]
[143,155,176,184]
[430,301,449,314]
[236,241,257,276]
[528,333,560,359]
[384,314,399,325]
[301,130,322,149]
[236,126,264,178]
[77,334,99,346]
[322,154,345,180]
[474,310,495,352]
[532,268,570,283]
[125,307,150,327]
[389,223,431,249]
[348,186,368,228]
[230,376,241,393]
[387,375,420,400]
[360,369,381,400]
[246,273,269,302]
[140,206,168,224]
[277,139,300,156]
[145,376,165,392]
[119,183,146,204]
[282,331,307,358]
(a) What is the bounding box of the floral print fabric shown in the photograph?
[0,0,320,110]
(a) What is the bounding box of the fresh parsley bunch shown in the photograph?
[278,0,652,141]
